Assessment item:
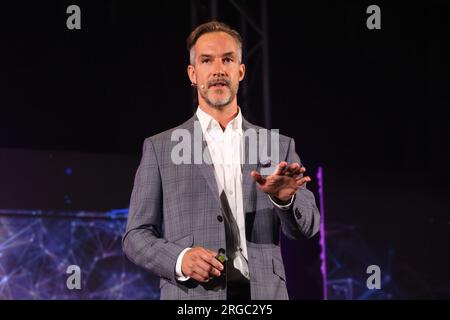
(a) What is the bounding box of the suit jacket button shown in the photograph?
[217,215,223,222]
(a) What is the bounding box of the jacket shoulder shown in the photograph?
[243,119,293,145]
[144,115,196,146]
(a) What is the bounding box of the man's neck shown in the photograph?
[198,102,239,130]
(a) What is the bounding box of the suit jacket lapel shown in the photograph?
[186,114,222,206]
[242,118,258,215]
[197,139,222,205]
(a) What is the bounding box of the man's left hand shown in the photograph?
[250,161,311,202]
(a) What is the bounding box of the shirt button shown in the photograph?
[217,215,223,222]
[228,190,233,196]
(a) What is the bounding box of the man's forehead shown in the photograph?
[195,32,239,53]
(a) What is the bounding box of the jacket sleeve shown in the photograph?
[274,138,321,240]
[122,138,186,284]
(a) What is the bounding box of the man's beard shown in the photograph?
[200,78,238,108]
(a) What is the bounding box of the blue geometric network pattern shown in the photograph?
[325,222,396,300]
[0,209,159,299]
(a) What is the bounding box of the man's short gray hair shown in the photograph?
[187,21,243,65]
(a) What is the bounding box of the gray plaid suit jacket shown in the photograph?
[122,114,320,300]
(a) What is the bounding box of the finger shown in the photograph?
[203,248,223,260]
[204,248,219,257]
[295,175,311,182]
[286,163,300,177]
[292,166,306,179]
[295,176,311,186]
[204,249,225,270]
[192,269,210,283]
[284,164,296,176]
[251,170,266,185]
[197,259,221,277]
[204,248,220,257]
[193,263,211,280]
[274,161,288,175]
[200,253,224,272]
[200,252,223,271]
[291,172,301,179]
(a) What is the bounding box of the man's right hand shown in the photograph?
[181,247,224,283]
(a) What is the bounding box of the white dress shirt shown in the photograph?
[175,106,294,281]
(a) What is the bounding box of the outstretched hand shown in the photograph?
[251,161,311,202]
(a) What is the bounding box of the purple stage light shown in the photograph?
[317,166,327,300]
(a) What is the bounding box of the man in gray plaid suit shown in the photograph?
[123,21,320,300]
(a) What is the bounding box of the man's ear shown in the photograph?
[187,65,197,84]
[238,64,246,82]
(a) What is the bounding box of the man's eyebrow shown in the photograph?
[198,52,237,59]
[222,52,236,57]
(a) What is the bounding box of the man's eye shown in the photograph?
[223,58,233,63]
[202,59,210,64]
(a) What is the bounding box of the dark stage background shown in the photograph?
[0,1,449,299]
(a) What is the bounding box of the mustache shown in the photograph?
[207,77,231,88]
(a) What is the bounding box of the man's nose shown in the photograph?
[212,59,225,76]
